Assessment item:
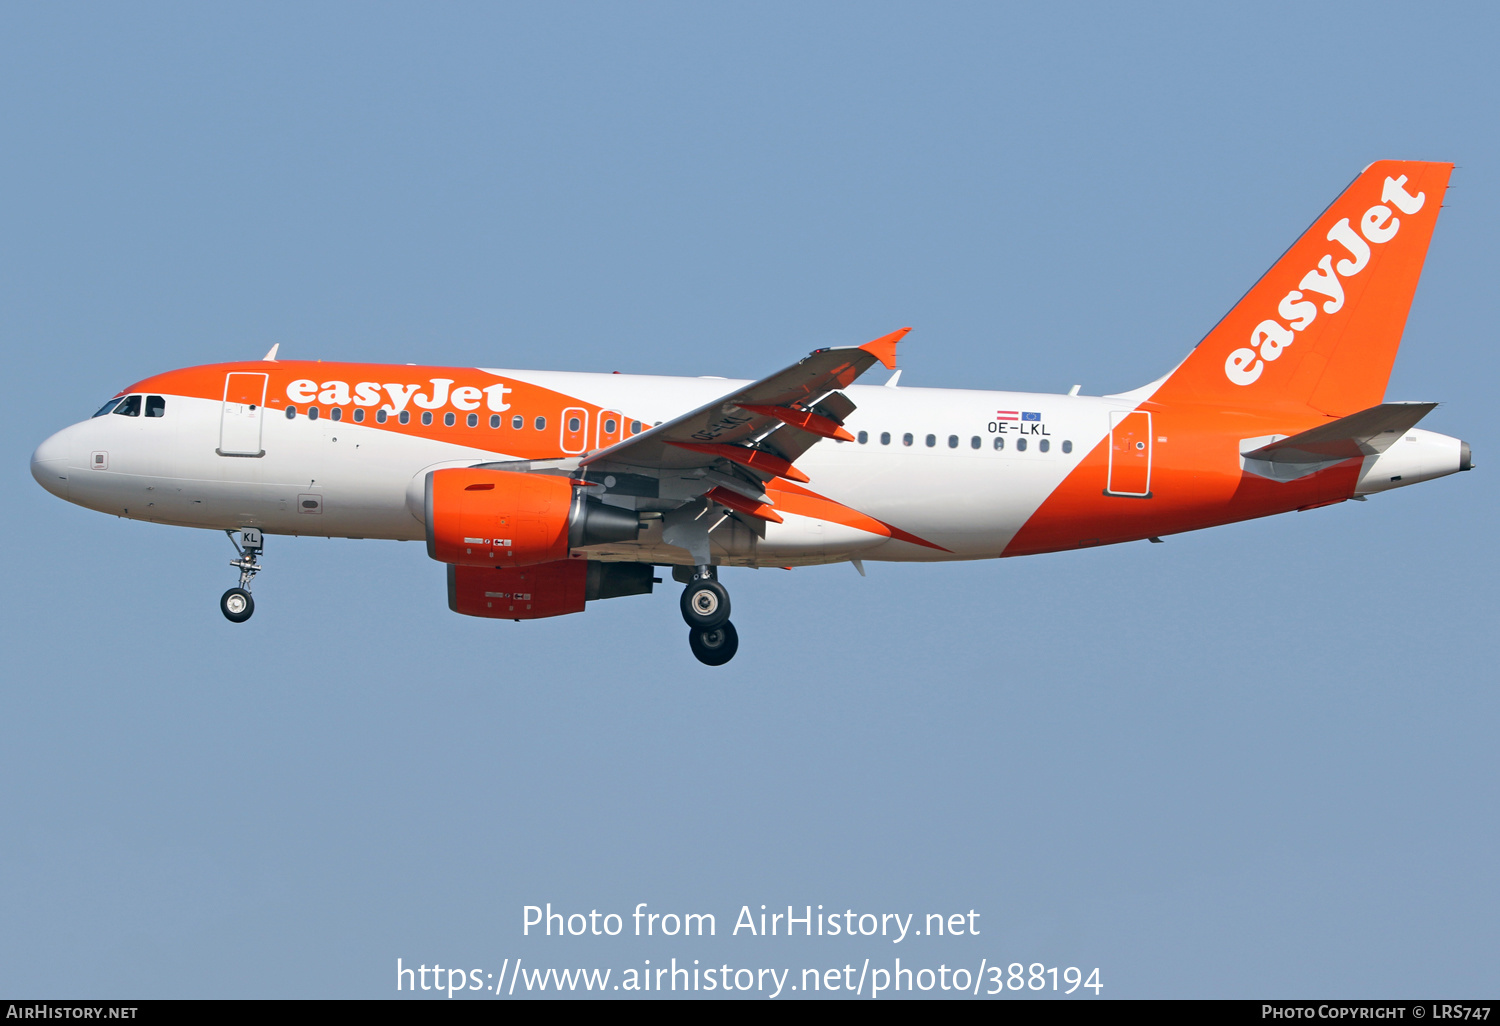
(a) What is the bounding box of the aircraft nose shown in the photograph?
[30,429,72,500]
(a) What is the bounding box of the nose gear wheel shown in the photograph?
[220,587,254,623]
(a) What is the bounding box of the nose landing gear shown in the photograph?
[678,565,738,665]
[222,528,263,623]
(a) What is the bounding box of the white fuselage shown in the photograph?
[32,370,1119,566]
[31,366,1468,569]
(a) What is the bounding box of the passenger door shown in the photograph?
[219,372,268,457]
[1106,410,1152,497]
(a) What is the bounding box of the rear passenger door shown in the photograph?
[1105,410,1152,497]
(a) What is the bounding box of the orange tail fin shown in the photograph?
[1150,160,1452,416]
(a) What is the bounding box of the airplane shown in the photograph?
[30,160,1471,665]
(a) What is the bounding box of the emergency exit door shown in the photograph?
[1105,410,1152,497]
[560,407,589,454]
[596,409,624,450]
[219,372,268,457]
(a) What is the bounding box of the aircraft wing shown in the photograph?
[578,329,909,502]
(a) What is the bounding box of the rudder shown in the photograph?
[1150,160,1452,416]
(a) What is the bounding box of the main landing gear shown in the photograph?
[688,621,739,666]
[222,528,263,623]
[678,565,738,666]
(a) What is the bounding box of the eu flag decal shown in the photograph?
[1022,411,1041,421]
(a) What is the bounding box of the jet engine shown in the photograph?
[424,467,641,567]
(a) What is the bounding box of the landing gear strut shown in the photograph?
[678,565,738,665]
[222,528,263,623]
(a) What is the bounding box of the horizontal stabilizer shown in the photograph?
[1243,402,1437,466]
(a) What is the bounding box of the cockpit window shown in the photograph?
[93,397,122,418]
[145,395,166,418]
[113,395,141,417]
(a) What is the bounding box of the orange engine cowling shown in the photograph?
[425,467,641,567]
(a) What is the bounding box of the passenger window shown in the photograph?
[444,412,456,427]
[880,431,891,445]
[93,398,122,418]
[970,436,980,449]
[398,411,410,425]
[1039,438,1050,453]
[947,434,958,448]
[467,413,478,427]
[604,418,617,434]
[535,416,546,431]
[568,416,580,432]
[925,434,936,447]
[512,415,523,430]
[353,408,365,423]
[113,395,141,417]
[1062,440,1073,454]
[421,412,433,426]
[857,430,868,444]
[993,436,1004,450]
[145,395,166,418]
[631,421,642,434]
[902,433,913,446]
[1017,437,1027,451]
[286,406,297,418]
[376,409,388,423]
[330,406,342,422]
[308,406,320,420]
[489,414,500,428]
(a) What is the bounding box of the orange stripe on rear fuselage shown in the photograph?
[1003,400,1362,556]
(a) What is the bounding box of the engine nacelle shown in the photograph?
[448,560,656,620]
[425,468,641,567]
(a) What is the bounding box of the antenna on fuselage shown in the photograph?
[262,343,280,362]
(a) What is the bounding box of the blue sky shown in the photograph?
[2,2,1496,998]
